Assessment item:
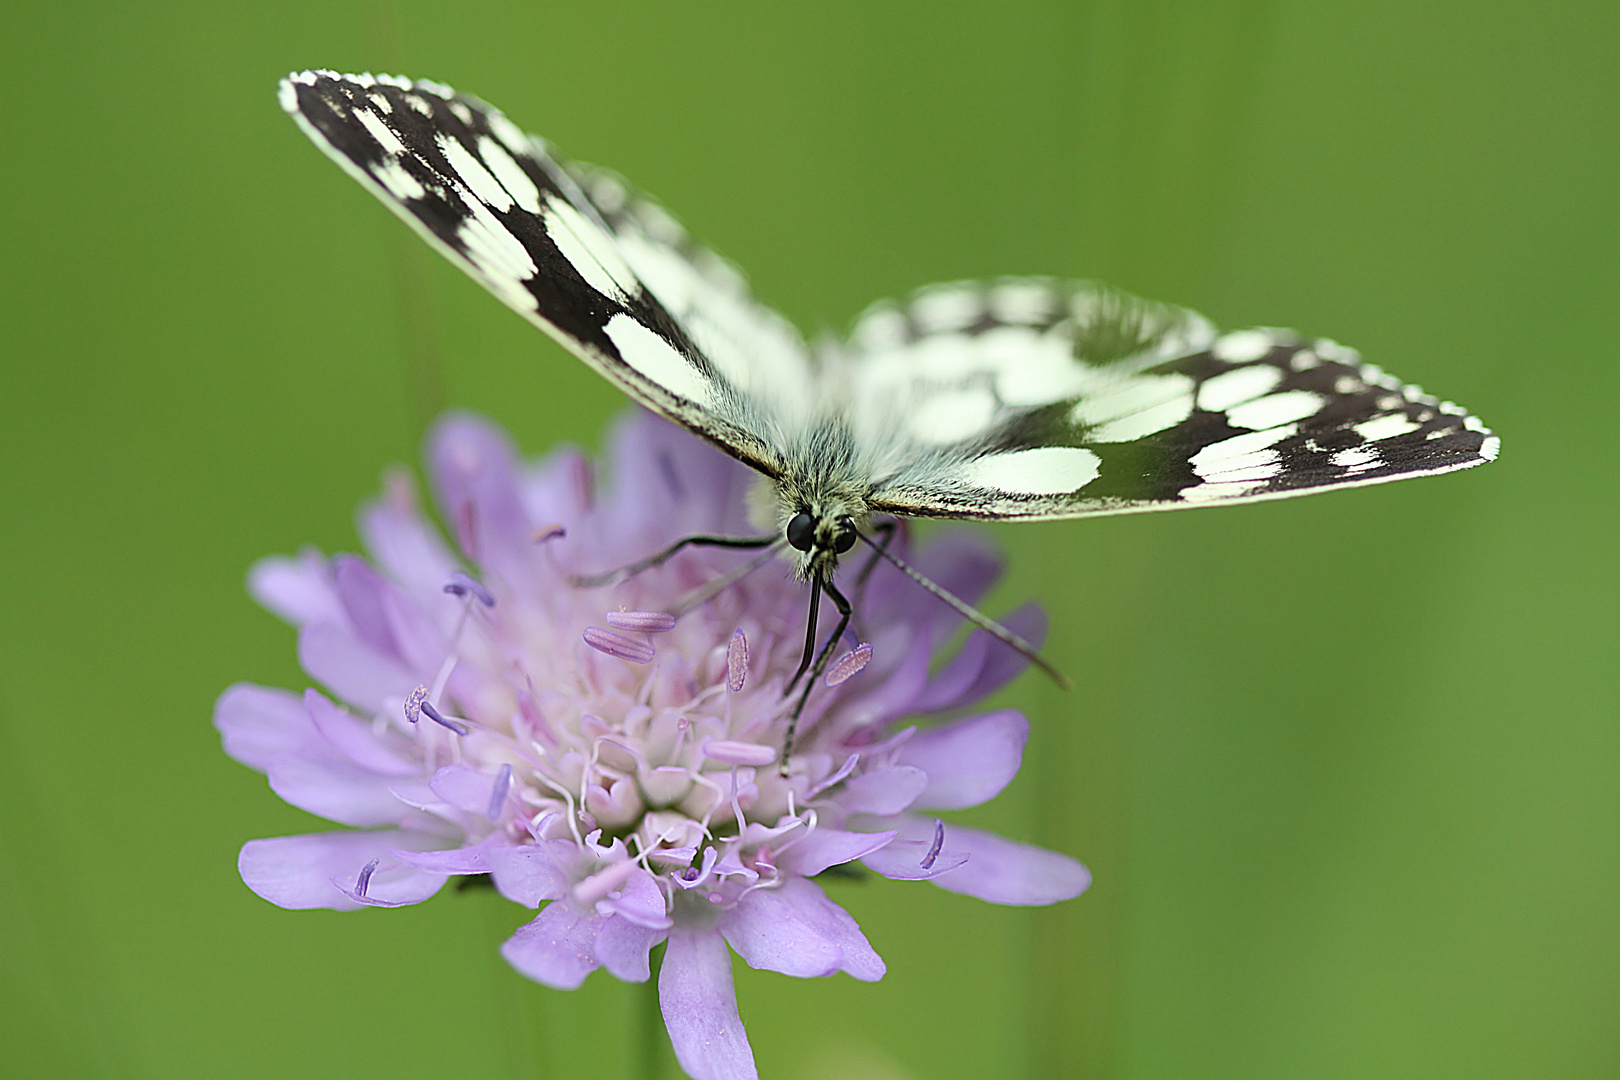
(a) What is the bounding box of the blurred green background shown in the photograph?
[2,1,1615,1077]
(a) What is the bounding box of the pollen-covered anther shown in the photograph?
[605,610,677,633]
[704,739,776,767]
[727,629,748,692]
[532,524,566,543]
[826,642,873,686]
[403,685,428,724]
[444,570,495,606]
[583,627,656,663]
[419,699,469,735]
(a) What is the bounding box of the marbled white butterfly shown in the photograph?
[281,71,1499,743]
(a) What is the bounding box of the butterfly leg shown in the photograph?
[568,533,777,588]
[780,576,852,773]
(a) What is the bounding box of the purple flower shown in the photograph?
[218,410,1089,1080]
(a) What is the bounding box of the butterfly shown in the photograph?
[280,70,1499,744]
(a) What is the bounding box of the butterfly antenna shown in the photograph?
[858,530,1072,690]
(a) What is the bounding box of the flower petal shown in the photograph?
[487,840,574,907]
[238,830,449,911]
[782,827,896,878]
[427,413,536,577]
[896,710,1028,811]
[501,901,603,990]
[660,929,757,1080]
[305,689,418,776]
[723,877,884,981]
[248,548,343,628]
[596,867,671,929]
[357,483,462,610]
[895,817,1091,905]
[910,604,1045,713]
[595,915,667,982]
[833,765,928,816]
[297,621,419,713]
[214,683,321,770]
[722,885,843,978]
[264,749,412,827]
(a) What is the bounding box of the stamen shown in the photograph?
[727,629,748,692]
[403,685,428,724]
[443,571,495,607]
[487,763,512,821]
[532,524,567,543]
[419,699,469,735]
[583,627,656,664]
[354,858,380,899]
[703,739,776,767]
[921,819,946,870]
[825,642,873,686]
[605,610,677,633]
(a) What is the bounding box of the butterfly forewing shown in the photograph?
[279,70,801,478]
[846,280,1498,519]
[282,71,1496,527]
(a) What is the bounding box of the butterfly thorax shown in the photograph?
[749,419,877,580]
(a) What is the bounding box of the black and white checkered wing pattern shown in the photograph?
[280,71,813,478]
[845,280,1498,520]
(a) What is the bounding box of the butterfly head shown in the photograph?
[785,507,858,577]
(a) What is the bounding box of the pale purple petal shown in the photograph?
[660,929,757,1080]
[390,838,500,875]
[860,836,970,881]
[892,817,1091,905]
[264,749,411,827]
[722,885,844,978]
[427,413,536,576]
[332,555,402,658]
[595,916,667,982]
[429,764,501,816]
[781,827,896,878]
[297,621,418,712]
[304,689,418,776]
[772,877,884,981]
[501,901,604,990]
[487,840,574,906]
[956,603,1047,705]
[357,481,462,607]
[214,683,321,769]
[896,710,1028,811]
[238,830,449,911]
[596,867,671,929]
[833,765,928,816]
[247,549,343,628]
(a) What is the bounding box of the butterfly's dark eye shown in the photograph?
[786,512,816,552]
[833,519,858,554]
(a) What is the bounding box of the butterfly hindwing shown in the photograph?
[848,280,1498,519]
[279,70,806,478]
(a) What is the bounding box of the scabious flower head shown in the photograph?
[218,411,1089,1080]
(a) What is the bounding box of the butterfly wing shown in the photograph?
[838,279,1498,519]
[280,70,813,478]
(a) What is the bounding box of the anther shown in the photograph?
[605,610,677,633]
[532,524,566,543]
[921,819,946,871]
[825,642,873,686]
[727,629,749,692]
[703,739,776,767]
[354,858,380,899]
[404,685,428,724]
[583,627,655,664]
[419,699,469,735]
[443,571,495,607]
[487,763,512,821]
